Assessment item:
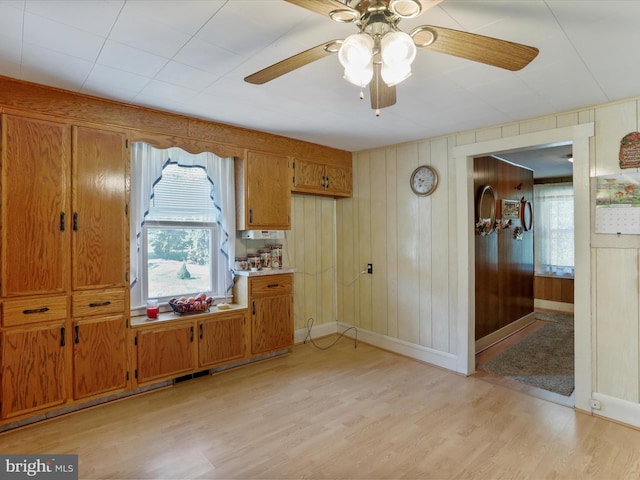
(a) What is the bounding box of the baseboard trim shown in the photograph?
[592,392,640,430]
[475,313,537,353]
[294,321,338,345]
[535,299,574,313]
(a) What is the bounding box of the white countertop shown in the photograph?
[234,267,296,277]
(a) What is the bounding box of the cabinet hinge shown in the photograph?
[134,336,138,346]
[125,318,129,328]
[126,138,129,148]
[126,371,130,381]
[125,204,129,215]
[125,272,129,282]
[135,369,138,379]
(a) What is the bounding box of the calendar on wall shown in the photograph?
[595,173,640,234]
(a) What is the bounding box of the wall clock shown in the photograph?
[410,165,438,196]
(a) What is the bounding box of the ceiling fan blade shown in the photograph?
[417,25,539,71]
[418,0,444,12]
[244,40,341,85]
[370,62,397,110]
[285,0,358,18]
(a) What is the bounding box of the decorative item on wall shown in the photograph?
[409,164,438,196]
[619,132,640,169]
[512,226,523,240]
[595,172,640,234]
[476,184,496,236]
[520,197,533,231]
[501,199,520,220]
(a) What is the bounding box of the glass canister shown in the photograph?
[259,248,272,269]
[270,244,283,269]
[247,253,261,271]
[234,256,248,271]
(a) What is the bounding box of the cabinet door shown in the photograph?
[292,158,325,194]
[251,295,293,355]
[73,315,127,400]
[72,126,128,290]
[1,114,70,297]
[198,313,245,368]
[245,151,290,229]
[1,323,69,419]
[136,323,195,384]
[325,164,352,197]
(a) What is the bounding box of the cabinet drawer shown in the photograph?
[72,289,125,318]
[250,274,293,298]
[2,295,68,327]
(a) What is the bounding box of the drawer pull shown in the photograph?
[89,301,112,308]
[267,284,280,288]
[23,307,49,314]
[61,327,66,347]
[75,325,80,344]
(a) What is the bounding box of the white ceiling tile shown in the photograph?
[24,12,105,61]
[25,0,122,37]
[173,37,244,77]
[119,0,225,35]
[20,43,93,90]
[155,61,218,91]
[0,3,24,41]
[82,63,150,96]
[97,40,168,77]
[136,79,198,105]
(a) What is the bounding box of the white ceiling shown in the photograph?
[0,0,638,156]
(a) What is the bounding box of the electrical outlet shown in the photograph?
[590,399,601,410]
[367,263,373,274]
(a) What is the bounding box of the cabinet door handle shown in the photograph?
[89,301,111,308]
[249,208,253,224]
[74,325,80,344]
[267,284,280,288]
[73,212,78,231]
[60,327,66,347]
[22,307,49,314]
[252,300,256,315]
[199,323,203,340]
[190,325,194,342]
[326,177,330,189]
[60,212,65,232]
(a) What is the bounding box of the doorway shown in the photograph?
[452,122,594,413]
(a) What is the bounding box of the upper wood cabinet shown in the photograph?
[236,151,291,230]
[72,126,128,291]
[1,114,71,298]
[292,158,352,198]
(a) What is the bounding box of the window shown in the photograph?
[534,182,574,277]
[143,163,217,299]
[130,143,235,309]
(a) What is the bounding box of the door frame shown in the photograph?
[453,123,594,413]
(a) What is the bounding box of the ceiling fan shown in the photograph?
[244,0,539,114]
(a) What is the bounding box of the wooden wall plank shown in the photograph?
[386,147,399,339]
[595,248,639,402]
[370,149,388,335]
[357,153,372,331]
[417,141,433,347]
[594,100,637,176]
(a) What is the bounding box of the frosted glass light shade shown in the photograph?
[339,33,375,87]
[380,31,416,86]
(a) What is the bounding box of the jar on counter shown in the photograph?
[247,253,261,271]
[234,256,248,271]
[270,244,283,269]
[259,249,272,269]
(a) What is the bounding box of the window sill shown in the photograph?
[130,304,247,328]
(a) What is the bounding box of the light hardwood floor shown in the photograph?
[1,336,639,479]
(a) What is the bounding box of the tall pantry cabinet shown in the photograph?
[0,112,129,420]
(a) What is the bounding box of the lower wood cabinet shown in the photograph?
[1,322,70,419]
[248,274,294,355]
[72,315,127,400]
[135,322,196,385]
[198,312,245,368]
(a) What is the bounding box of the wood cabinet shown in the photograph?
[292,158,352,197]
[72,314,127,400]
[71,126,128,291]
[236,151,291,229]
[198,311,246,368]
[135,322,196,385]
[0,112,129,422]
[248,274,294,355]
[1,113,70,298]
[1,322,70,419]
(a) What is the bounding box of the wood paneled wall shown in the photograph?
[474,156,534,340]
[534,276,574,304]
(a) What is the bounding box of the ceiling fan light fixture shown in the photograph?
[389,0,422,19]
[381,31,417,67]
[343,61,374,87]
[381,62,412,86]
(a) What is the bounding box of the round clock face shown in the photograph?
[410,165,438,196]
